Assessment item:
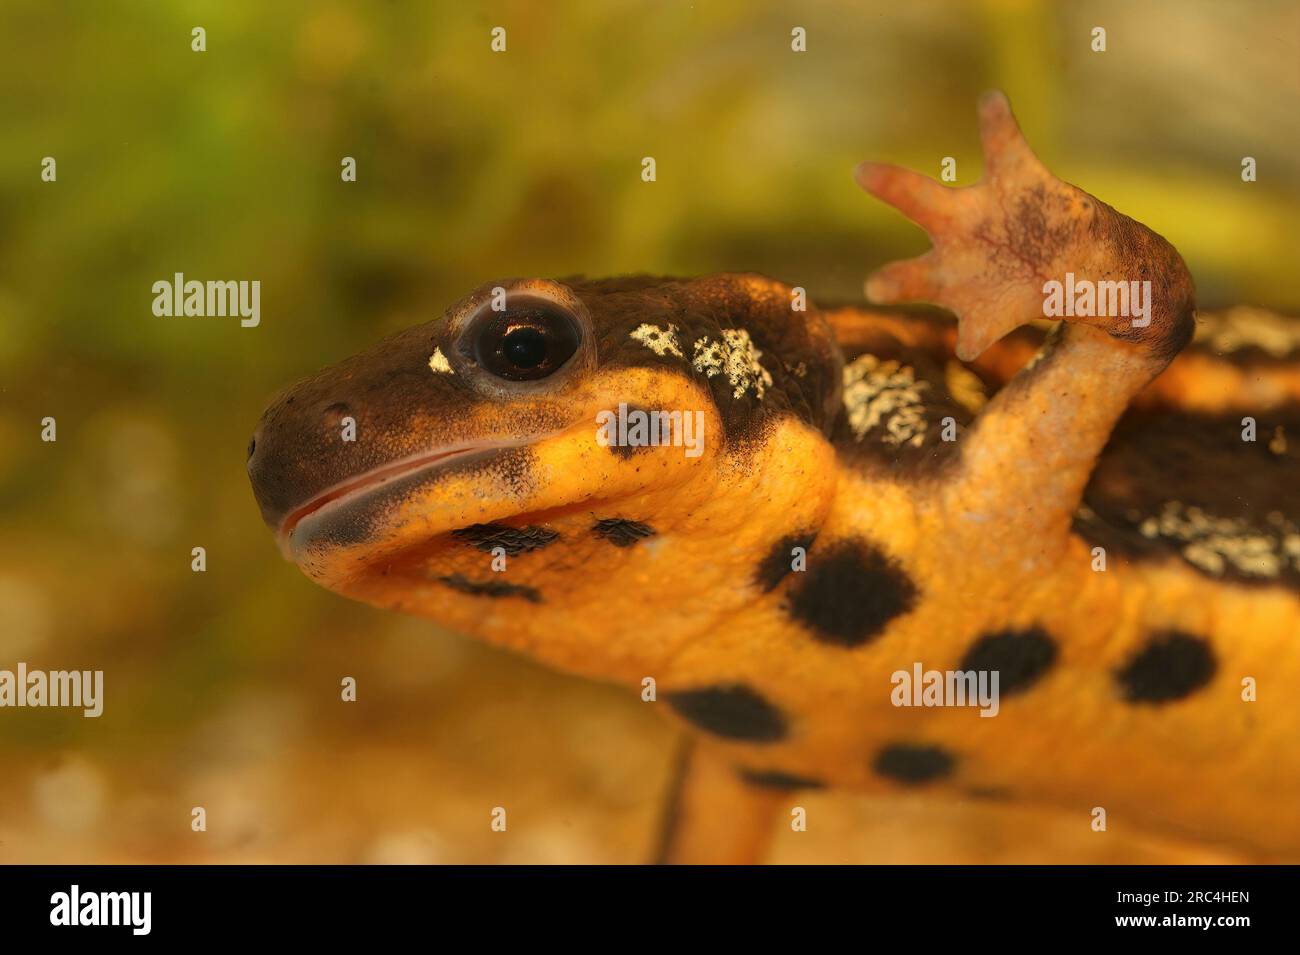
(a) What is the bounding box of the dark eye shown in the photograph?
[471,300,582,382]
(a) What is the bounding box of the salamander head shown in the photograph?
[247,274,841,673]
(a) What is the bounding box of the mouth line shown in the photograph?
[275,437,529,550]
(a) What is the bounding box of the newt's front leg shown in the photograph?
[857,92,1196,564]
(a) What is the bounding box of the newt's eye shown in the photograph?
[470,300,582,382]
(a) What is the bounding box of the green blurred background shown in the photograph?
[0,0,1296,862]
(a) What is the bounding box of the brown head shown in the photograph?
[247,274,843,680]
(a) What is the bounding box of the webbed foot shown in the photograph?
[856,91,1193,364]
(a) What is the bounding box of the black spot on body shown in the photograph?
[1116,631,1216,703]
[666,685,787,743]
[592,517,656,547]
[786,539,916,646]
[873,743,955,785]
[739,768,826,790]
[451,522,560,556]
[959,627,1058,695]
[755,531,817,592]
[437,573,541,604]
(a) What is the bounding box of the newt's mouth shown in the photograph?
[275,437,529,557]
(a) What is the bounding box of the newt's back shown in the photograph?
[811,302,1300,859]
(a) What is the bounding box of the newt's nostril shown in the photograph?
[247,436,257,460]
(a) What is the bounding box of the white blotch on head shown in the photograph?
[842,353,929,447]
[630,322,684,358]
[428,347,454,374]
[691,328,772,400]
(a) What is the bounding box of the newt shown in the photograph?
[247,93,1300,864]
